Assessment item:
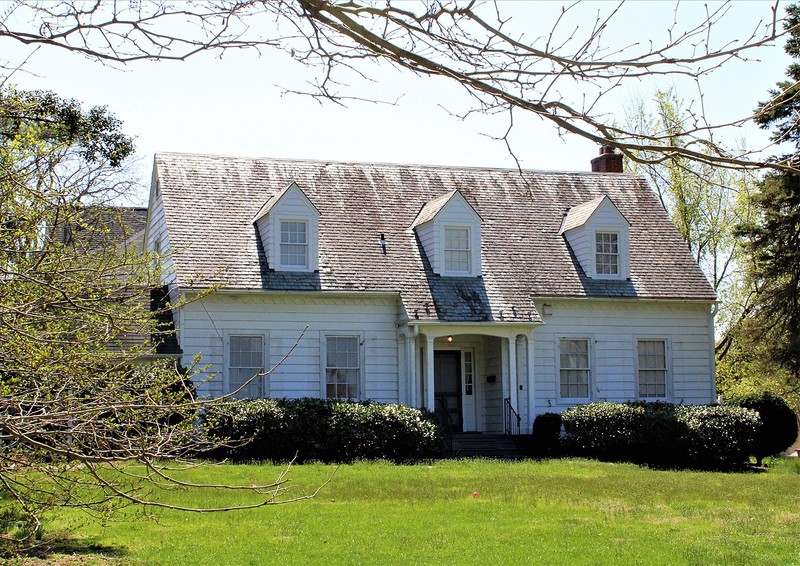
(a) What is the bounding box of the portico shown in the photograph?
[400,323,539,434]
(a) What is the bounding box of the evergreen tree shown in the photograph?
[739,3,800,382]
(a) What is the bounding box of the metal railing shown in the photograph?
[504,397,521,436]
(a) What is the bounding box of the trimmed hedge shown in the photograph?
[201,398,443,463]
[561,401,761,469]
[727,392,799,464]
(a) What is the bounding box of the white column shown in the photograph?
[508,334,518,414]
[527,331,536,433]
[407,334,418,407]
[398,333,408,405]
[425,335,435,411]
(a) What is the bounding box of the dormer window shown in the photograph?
[411,190,482,277]
[595,232,619,275]
[444,227,471,274]
[253,182,320,273]
[280,220,308,269]
[559,195,630,280]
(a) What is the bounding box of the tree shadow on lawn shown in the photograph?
[20,535,127,564]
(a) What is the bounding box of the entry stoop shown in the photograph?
[446,433,526,459]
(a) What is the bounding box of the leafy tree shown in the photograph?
[0,86,296,554]
[715,310,800,419]
[623,88,757,342]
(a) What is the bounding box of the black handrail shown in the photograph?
[504,397,521,436]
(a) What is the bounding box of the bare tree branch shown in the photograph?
[0,0,794,171]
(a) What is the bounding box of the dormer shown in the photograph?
[559,195,631,280]
[253,182,320,272]
[412,190,482,277]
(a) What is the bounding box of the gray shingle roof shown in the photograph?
[559,195,630,234]
[55,206,147,252]
[411,189,482,227]
[154,153,716,323]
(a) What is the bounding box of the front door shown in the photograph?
[434,351,462,432]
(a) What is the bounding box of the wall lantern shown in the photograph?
[446,335,454,343]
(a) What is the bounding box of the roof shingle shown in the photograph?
[154,153,716,323]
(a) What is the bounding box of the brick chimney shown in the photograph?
[591,145,623,173]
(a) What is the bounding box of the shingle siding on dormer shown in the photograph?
[416,221,437,270]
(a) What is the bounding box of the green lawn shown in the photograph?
[38,458,800,565]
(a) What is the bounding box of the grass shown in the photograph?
[30,457,800,565]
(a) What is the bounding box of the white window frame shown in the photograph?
[595,231,620,276]
[557,336,592,404]
[224,331,269,399]
[279,219,309,270]
[443,225,472,275]
[463,349,475,396]
[636,337,671,400]
[320,332,364,400]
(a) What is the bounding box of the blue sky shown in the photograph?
[1,1,791,203]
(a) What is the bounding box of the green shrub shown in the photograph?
[561,401,760,469]
[676,404,760,468]
[531,412,562,457]
[561,402,645,461]
[727,392,799,464]
[202,398,443,463]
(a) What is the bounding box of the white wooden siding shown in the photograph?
[532,300,714,414]
[174,293,713,430]
[415,222,437,272]
[254,216,271,263]
[483,336,503,432]
[179,293,399,402]
[144,192,175,285]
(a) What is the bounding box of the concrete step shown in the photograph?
[445,433,525,459]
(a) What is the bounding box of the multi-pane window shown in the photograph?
[463,350,474,396]
[559,338,590,400]
[444,227,471,273]
[595,232,619,275]
[280,220,308,268]
[325,336,359,399]
[229,335,264,399]
[638,340,668,398]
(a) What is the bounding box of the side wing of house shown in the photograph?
[177,292,402,402]
[532,299,715,412]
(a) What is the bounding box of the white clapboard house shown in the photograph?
[143,149,717,434]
